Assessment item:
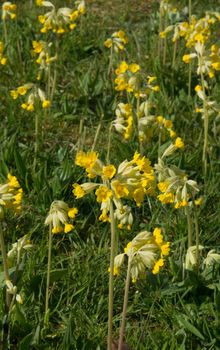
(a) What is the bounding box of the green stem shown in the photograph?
[106,123,113,164]
[107,200,116,350]
[50,38,59,103]
[200,72,208,177]
[33,113,39,173]
[136,96,143,155]
[108,45,113,77]
[188,0,192,99]
[188,60,192,98]
[186,207,192,248]
[158,2,163,58]
[3,20,7,45]
[162,12,168,65]
[45,223,52,325]
[172,40,177,68]
[118,257,131,350]
[194,209,200,270]
[0,222,11,308]
[158,131,161,160]
[91,116,103,152]
[188,0,192,22]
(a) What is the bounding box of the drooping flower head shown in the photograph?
[114,228,170,282]
[45,200,78,234]
[0,173,23,218]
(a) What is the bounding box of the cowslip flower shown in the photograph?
[10,84,51,111]
[155,158,199,209]
[6,280,23,304]
[7,235,33,261]
[0,173,23,217]
[73,150,155,227]
[0,42,7,65]
[2,2,16,20]
[45,200,78,234]
[114,228,170,282]
[104,30,128,52]
[113,103,133,140]
[37,0,85,34]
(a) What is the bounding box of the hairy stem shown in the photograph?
[186,206,192,248]
[45,223,52,325]
[0,222,11,308]
[107,200,116,350]
[118,257,131,350]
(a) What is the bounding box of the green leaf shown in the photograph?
[14,146,27,179]
[176,313,205,340]
[19,333,33,350]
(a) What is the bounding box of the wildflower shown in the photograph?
[0,42,7,65]
[2,2,16,20]
[6,280,23,304]
[204,250,220,266]
[111,180,129,199]
[105,30,128,52]
[95,186,112,203]
[7,235,33,260]
[37,1,85,35]
[68,207,78,219]
[182,54,191,63]
[108,266,120,276]
[152,258,164,274]
[102,165,116,179]
[72,184,85,198]
[156,158,199,209]
[10,90,18,99]
[153,227,163,245]
[42,100,51,108]
[45,200,77,234]
[129,63,140,73]
[115,61,129,75]
[17,86,28,95]
[0,173,23,215]
[183,245,204,270]
[194,197,203,206]
[195,85,202,92]
[114,229,170,281]
[174,137,184,148]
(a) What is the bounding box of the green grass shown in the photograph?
[0,1,220,349]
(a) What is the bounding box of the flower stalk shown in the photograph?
[0,222,11,308]
[107,199,116,350]
[44,223,52,325]
[118,257,131,350]
[186,206,192,248]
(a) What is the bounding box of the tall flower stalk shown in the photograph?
[44,200,78,324]
[114,229,170,349]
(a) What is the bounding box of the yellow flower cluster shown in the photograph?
[37,0,85,34]
[114,61,140,93]
[162,14,217,47]
[113,228,170,281]
[0,174,23,218]
[2,1,16,20]
[45,200,78,234]
[0,42,7,65]
[104,30,128,52]
[10,84,51,111]
[114,61,159,97]
[113,103,133,140]
[73,151,155,227]
[32,40,57,74]
[137,106,177,143]
[155,159,199,209]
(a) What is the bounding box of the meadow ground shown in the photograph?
[1,0,220,349]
